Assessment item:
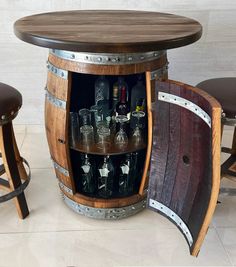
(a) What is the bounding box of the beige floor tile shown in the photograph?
[216,228,236,266]
[0,168,175,234]
[213,178,236,228]
[0,228,231,267]
[20,133,51,168]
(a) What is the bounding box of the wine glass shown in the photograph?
[131,111,145,146]
[114,115,129,148]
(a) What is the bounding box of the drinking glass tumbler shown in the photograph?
[97,126,111,150]
[90,105,102,129]
[80,125,94,148]
[79,108,91,126]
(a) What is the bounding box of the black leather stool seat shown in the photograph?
[197,78,236,119]
[0,82,22,124]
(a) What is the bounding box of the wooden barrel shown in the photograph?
[45,49,168,219]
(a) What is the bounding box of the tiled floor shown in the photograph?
[0,125,236,267]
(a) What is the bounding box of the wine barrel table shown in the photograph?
[14,10,221,256]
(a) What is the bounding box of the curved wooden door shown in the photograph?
[147,79,221,256]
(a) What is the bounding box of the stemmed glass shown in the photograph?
[114,115,129,148]
[131,111,145,146]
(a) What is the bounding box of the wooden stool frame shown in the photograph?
[0,122,30,219]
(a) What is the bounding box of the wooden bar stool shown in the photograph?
[0,82,30,219]
[196,78,236,193]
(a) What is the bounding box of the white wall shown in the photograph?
[0,0,235,124]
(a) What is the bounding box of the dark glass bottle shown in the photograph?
[79,154,96,194]
[116,86,130,117]
[94,75,110,105]
[98,155,115,198]
[130,76,146,112]
[114,77,129,102]
[112,82,119,109]
[118,154,134,196]
[130,76,146,130]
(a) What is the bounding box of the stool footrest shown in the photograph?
[221,155,236,177]
[0,158,31,203]
[0,163,5,176]
[0,177,9,189]
[221,147,235,154]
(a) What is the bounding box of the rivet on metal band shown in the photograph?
[52,159,69,177]
[158,92,211,128]
[62,193,147,220]
[58,181,73,196]
[149,198,193,247]
[45,88,66,110]
[46,60,68,80]
[150,63,169,80]
[50,49,167,65]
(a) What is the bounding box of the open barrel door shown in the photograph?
[147,79,221,256]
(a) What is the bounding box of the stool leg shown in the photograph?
[11,124,28,180]
[231,126,236,155]
[0,123,29,219]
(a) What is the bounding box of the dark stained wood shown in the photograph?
[160,83,180,207]
[147,80,221,256]
[148,82,170,201]
[14,10,202,53]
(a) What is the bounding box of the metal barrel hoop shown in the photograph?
[0,157,31,203]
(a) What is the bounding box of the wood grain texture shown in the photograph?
[14,10,202,53]
[45,71,75,192]
[0,123,29,219]
[139,70,169,195]
[147,80,221,256]
[48,53,168,76]
[138,72,153,195]
[46,71,69,101]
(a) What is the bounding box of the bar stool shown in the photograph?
[196,78,236,194]
[0,82,30,219]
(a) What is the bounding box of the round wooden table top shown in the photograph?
[14,10,202,53]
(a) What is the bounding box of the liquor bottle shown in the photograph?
[116,86,130,118]
[130,76,146,112]
[98,155,115,198]
[109,84,119,137]
[118,154,134,196]
[130,76,146,129]
[113,77,129,102]
[79,154,96,194]
[112,82,119,109]
[94,75,110,105]
[131,151,141,192]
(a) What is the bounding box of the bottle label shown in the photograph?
[82,165,90,174]
[113,86,119,98]
[127,112,131,120]
[121,164,130,175]
[99,168,110,177]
